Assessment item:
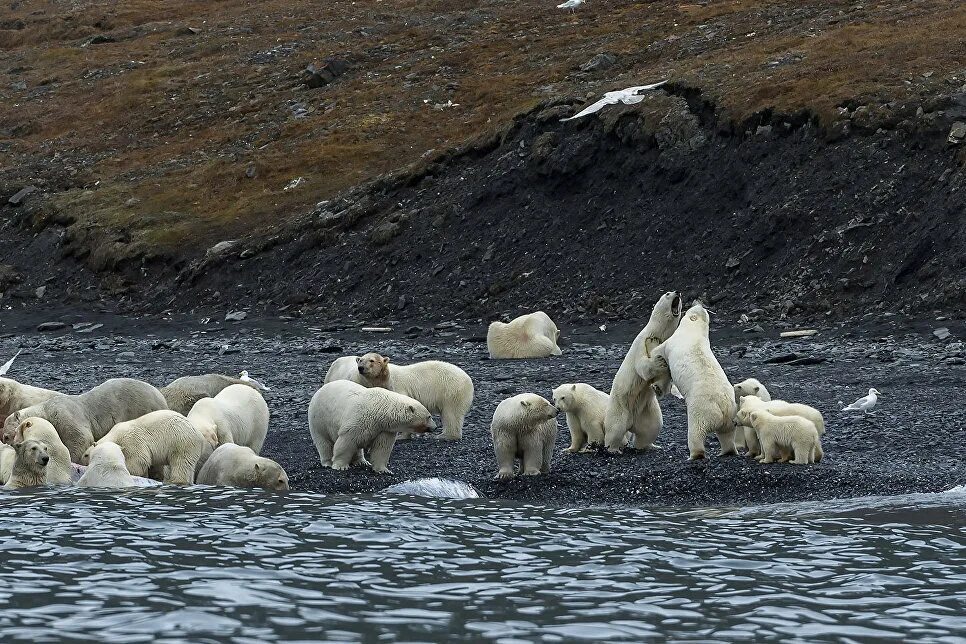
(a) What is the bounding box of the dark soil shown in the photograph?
[2,310,962,507]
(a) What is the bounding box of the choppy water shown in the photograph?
[0,487,964,642]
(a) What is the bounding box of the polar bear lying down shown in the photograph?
[487,311,562,359]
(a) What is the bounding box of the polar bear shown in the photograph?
[76,442,136,488]
[603,291,682,452]
[323,356,365,385]
[491,393,558,479]
[487,311,562,359]
[197,443,289,491]
[308,380,435,473]
[3,378,167,462]
[186,384,270,453]
[84,410,205,485]
[355,353,474,440]
[552,383,608,453]
[732,378,772,456]
[0,444,15,485]
[5,439,49,489]
[10,418,72,485]
[160,374,257,415]
[648,301,737,459]
[0,377,60,418]
[747,410,823,464]
[736,395,825,462]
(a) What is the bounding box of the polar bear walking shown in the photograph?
[747,410,823,464]
[487,311,563,359]
[355,353,474,440]
[648,301,737,460]
[603,291,682,452]
[308,380,436,474]
[491,393,558,479]
[186,384,270,453]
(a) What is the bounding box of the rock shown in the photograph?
[302,59,349,88]
[206,240,237,259]
[117,351,135,359]
[764,352,801,364]
[245,164,257,179]
[225,311,248,322]
[744,325,764,333]
[73,322,104,334]
[949,122,966,144]
[785,356,827,366]
[7,185,37,206]
[482,244,495,262]
[218,344,240,355]
[37,322,66,332]
[579,53,616,73]
[725,255,741,270]
[34,286,46,299]
[755,125,773,137]
[435,321,458,330]
[934,327,951,340]
[176,26,201,36]
[318,341,344,353]
[84,34,115,46]
[943,357,965,366]
[396,295,408,310]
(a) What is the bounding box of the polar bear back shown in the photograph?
[197,443,289,490]
[323,356,365,385]
[487,311,562,359]
[76,442,136,488]
[18,417,72,485]
[79,378,169,440]
[98,410,205,476]
[739,395,825,435]
[657,313,732,406]
[160,374,253,415]
[382,361,473,416]
[204,384,270,453]
[0,377,61,418]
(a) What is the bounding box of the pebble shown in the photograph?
[37,322,66,332]
[225,311,248,322]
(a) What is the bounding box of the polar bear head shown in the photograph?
[87,441,126,467]
[651,291,683,325]
[357,352,390,382]
[253,458,290,491]
[734,378,768,403]
[551,384,580,412]
[17,439,50,472]
[679,301,711,335]
[517,393,558,424]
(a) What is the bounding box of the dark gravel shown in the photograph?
[1,309,963,507]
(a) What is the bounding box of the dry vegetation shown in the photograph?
[1,0,964,251]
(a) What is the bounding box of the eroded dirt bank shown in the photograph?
[1,310,962,507]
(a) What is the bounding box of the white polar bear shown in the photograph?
[747,409,823,464]
[197,443,289,491]
[323,356,365,385]
[0,443,15,485]
[603,291,682,452]
[736,395,825,462]
[308,380,435,473]
[491,393,558,479]
[160,373,258,415]
[732,378,772,456]
[84,410,205,485]
[186,384,270,453]
[0,377,60,418]
[648,301,737,459]
[10,417,72,485]
[487,311,563,359]
[552,383,609,453]
[356,353,474,440]
[76,442,136,488]
[2,378,167,462]
[5,439,49,489]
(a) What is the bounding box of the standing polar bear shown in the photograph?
[355,353,474,440]
[746,410,823,464]
[76,442,136,488]
[2,378,167,462]
[648,301,737,460]
[198,443,289,491]
[308,380,435,473]
[732,378,772,456]
[0,377,60,418]
[491,393,558,479]
[84,410,205,485]
[160,374,259,415]
[186,384,270,453]
[552,383,609,453]
[603,291,682,452]
[487,311,562,359]
[9,418,72,485]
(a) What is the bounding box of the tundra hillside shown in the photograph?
[1,0,964,323]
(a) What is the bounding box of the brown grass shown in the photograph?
[1,0,963,251]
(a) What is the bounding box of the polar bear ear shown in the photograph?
[571,384,576,391]
[753,386,760,394]
[254,462,262,472]
[408,405,415,414]
[520,399,531,408]
[382,356,390,366]
[19,420,31,430]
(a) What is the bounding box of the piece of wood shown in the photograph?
[780,329,818,338]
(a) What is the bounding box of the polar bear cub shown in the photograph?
[732,378,772,456]
[356,353,474,440]
[85,410,205,485]
[736,395,825,462]
[603,291,682,452]
[308,380,435,473]
[198,443,289,491]
[487,311,562,359]
[491,393,558,479]
[186,384,270,453]
[76,442,136,488]
[5,439,50,489]
[648,301,737,459]
[747,410,823,464]
[323,356,365,385]
[552,383,608,453]
[10,417,72,485]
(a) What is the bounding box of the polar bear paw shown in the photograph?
[331,462,350,471]
[494,469,515,480]
[522,468,541,476]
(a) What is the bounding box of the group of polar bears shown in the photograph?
[0,373,289,491]
[316,296,825,480]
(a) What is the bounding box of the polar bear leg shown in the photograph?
[493,436,516,480]
[778,447,793,463]
[733,429,747,450]
[330,435,357,470]
[314,435,334,467]
[686,409,712,460]
[166,456,196,485]
[563,413,586,453]
[367,433,396,474]
[583,418,604,449]
[791,440,811,465]
[124,448,151,478]
[541,435,554,474]
[813,440,824,463]
[758,434,776,463]
[351,449,370,467]
[717,426,739,457]
[743,425,761,457]
[440,408,465,441]
[521,441,543,476]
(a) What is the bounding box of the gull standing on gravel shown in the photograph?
[560,80,669,121]
[842,388,880,413]
[557,0,584,12]
[239,370,270,392]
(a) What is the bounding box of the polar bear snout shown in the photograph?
[38,452,49,466]
[413,416,437,433]
[547,405,559,419]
